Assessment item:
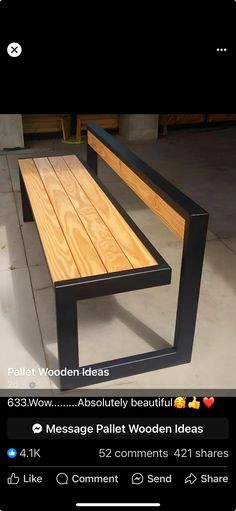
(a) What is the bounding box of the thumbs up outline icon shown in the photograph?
[7,472,20,485]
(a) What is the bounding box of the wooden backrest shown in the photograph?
[87,128,186,240]
[87,124,208,241]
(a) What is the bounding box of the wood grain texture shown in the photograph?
[18,158,80,282]
[88,132,185,240]
[33,157,107,278]
[22,115,70,134]
[63,155,158,268]
[49,156,133,273]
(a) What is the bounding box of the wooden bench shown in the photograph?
[76,114,118,141]
[22,114,71,140]
[18,124,208,390]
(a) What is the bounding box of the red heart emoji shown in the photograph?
[203,397,215,408]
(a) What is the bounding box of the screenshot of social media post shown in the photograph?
[0,113,236,510]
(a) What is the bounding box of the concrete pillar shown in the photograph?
[0,114,24,149]
[119,114,159,142]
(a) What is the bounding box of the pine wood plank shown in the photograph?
[33,157,107,277]
[18,158,80,282]
[22,115,70,135]
[88,131,185,240]
[63,155,158,268]
[49,156,133,273]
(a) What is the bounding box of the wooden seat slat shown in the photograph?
[49,156,133,273]
[33,157,107,278]
[18,159,80,282]
[63,155,158,269]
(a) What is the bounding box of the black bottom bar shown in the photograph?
[58,347,183,391]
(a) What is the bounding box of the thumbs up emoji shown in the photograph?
[7,472,20,485]
[188,397,200,409]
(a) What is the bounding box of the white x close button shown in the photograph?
[7,42,22,57]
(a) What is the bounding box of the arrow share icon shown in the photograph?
[184,473,197,484]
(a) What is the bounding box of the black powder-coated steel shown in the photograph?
[87,142,98,175]
[19,172,34,222]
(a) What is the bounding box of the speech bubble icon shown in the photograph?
[32,423,43,434]
[131,472,144,485]
[56,473,69,485]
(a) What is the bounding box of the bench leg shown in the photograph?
[61,116,70,140]
[55,288,79,390]
[163,124,168,136]
[87,143,98,175]
[76,116,81,142]
[173,214,208,361]
[19,171,34,222]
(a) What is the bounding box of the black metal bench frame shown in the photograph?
[19,124,209,390]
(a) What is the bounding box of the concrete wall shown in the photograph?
[0,114,24,149]
[119,114,159,141]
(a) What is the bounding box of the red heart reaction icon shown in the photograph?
[203,397,215,408]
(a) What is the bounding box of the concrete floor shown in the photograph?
[0,126,236,391]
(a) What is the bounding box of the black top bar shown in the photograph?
[87,124,209,220]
